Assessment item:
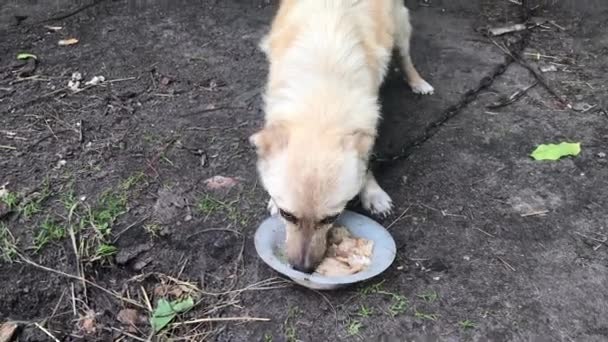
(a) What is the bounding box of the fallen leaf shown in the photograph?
[204,175,238,190]
[153,284,191,298]
[0,322,18,342]
[58,38,79,46]
[150,296,194,333]
[79,310,97,334]
[117,309,140,332]
[16,53,37,60]
[531,142,581,161]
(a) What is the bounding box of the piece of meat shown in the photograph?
[315,226,374,277]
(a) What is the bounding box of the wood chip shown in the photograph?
[58,38,79,46]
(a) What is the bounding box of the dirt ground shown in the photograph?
[1,0,607,341]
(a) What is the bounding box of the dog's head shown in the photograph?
[250,122,374,272]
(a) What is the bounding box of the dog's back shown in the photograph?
[261,0,402,128]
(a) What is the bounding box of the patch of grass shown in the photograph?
[93,243,118,260]
[459,320,476,330]
[34,217,66,252]
[387,294,409,317]
[0,222,19,263]
[1,190,19,209]
[20,179,52,220]
[357,304,374,318]
[60,186,78,213]
[359,280,385,297]
[417,290,438,303]
[263,333,273,342]
[90,191,127,236]
[415,310,438,321]
[358,281,408,317]
[347,320,362,336]
[21,201,41,219]
[120,172,146,191]
[144,223,162,238]
[196,194,248,226]
[284,306,300,342]
[197,195,222,215]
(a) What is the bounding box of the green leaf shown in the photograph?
[16,53,37,60]
[150,296,194,333]
[171,296,194,313]
[151,299,175,333]
[530,142,581,161]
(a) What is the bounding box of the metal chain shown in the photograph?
[371,2,531,167]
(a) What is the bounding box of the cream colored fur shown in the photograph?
[251,0,433,272]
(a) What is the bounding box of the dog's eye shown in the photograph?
[279,209,298,223]
[320,214,340,225]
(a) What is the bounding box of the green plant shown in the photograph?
[144,223,162,238]
[0,223,19,262]
[459,320,476,330]
[90,191,127,236]
[415,310,438,321]
[388,294,408,317]
[21,201,41,219]
[347,320,362,336]
[359,280,385,296]
[120,172,146,191]
[284,306,300,342]
[417,290,438,303]
[94,244,118,260]
[196,194,248,225]
[1,191,19,209]
[34,218,66,251]
[20,180,52,220]
[357,305,374,317]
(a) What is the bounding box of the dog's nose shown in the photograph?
[292,263,315,274]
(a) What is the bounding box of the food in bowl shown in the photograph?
[314,225,374,277]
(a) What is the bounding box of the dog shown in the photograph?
[250,0,433,273]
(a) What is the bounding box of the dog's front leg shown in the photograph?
[360,172,393,217]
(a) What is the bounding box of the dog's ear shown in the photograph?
[343,129,375,156]
[249,123,288,158]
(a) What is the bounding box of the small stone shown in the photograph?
[71,72,83,81]
[598,152,606,158]
[184,214,192,222]
[68,80,80,92]
[463,255,471,261]
[540,65,557,72]
[433,276,441,281]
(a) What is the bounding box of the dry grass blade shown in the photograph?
[18,253,147,310]
[175,316,270,326]
[387,204,413,229]
[34,323,60,342]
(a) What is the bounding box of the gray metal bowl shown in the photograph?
[254,210,397,290]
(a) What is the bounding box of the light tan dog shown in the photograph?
[251,0,433,272]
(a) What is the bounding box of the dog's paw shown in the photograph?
[361,188,393,217]
[410,79,434,95]
[267,199,279,216]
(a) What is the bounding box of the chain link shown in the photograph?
[371,3,531,166]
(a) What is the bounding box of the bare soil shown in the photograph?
[1,0,607,341]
